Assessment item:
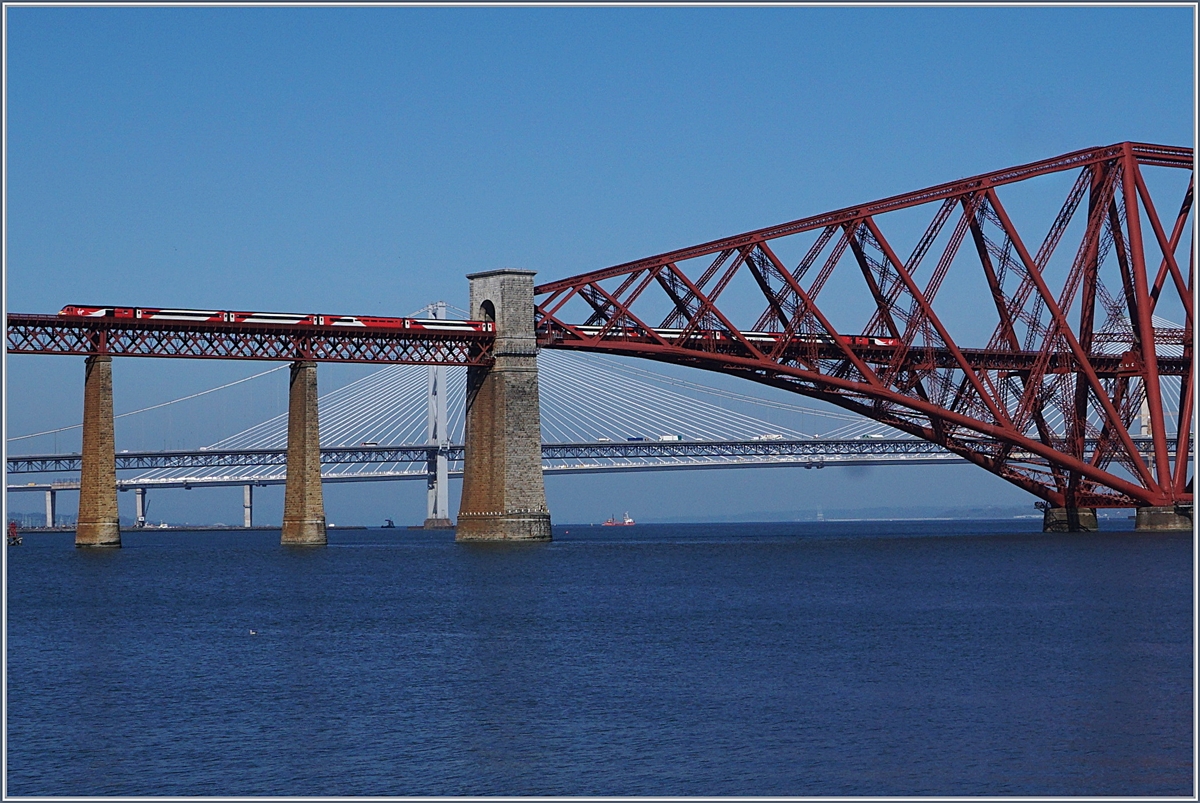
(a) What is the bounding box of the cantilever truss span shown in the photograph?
[535,142,1194,509]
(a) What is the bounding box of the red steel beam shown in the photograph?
[535,142,1193,509]
[1122,147,1172,492]
[541,338,1161,505]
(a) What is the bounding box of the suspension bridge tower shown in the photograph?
[456,270,552,541]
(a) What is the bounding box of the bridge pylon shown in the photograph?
[423,302,454,529]
[76,354,121,547]
[457,270,552,541]
[281,360,327,545]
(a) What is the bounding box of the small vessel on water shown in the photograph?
[603,513,635,527]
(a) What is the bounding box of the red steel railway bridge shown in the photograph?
[7,141,1194,544]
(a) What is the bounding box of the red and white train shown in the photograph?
[58,305,493,333]
[566,324,900,348]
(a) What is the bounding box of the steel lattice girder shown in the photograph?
[535,142,1194,509]
[5,315,495,366]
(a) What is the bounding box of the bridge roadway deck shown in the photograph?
[2,437,1017,475]
[5,439,972,493]
[8,436,1173,475]
[9,314,1187,375]
[8,437,1179,493]
[5,314,495,365]
[537,331,1191,377]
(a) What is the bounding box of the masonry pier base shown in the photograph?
[456,270,552,542]
[1042,506,1098,533]
[1134,505,1192,532]
[76,355,121,547]
[281,361,327,546]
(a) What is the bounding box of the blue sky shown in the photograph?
[4,5,1194,526]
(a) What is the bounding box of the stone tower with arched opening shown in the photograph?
[456,269,552,541]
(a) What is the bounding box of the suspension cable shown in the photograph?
[7,364,289,442]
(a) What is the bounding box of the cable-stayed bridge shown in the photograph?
[8,345,1181,526]
[8,348,980,520]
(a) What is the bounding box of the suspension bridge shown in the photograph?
[7,141,1194,543]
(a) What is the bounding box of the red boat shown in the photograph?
[603,513,635,526]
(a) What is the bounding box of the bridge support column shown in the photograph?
[424,302,453,529]
[134,488,147,528]
[424,447,452,529]
[1042,506,1098,533]
[45,489,56,528]
[281,360,327,545]
[457,270,551,542]
[1134,505,1192,531]
[243,484,254,528]
[76,355,121,547]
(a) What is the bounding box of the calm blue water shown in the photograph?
[6,520,1193,796]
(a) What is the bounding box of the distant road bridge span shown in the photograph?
[8,437,1175,476]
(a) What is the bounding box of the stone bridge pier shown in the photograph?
[1041,506,1099,533]
[281,360,327,545]
[456,269,552,541]
[70,356,326,546]
[76,355,121,547]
